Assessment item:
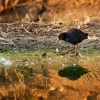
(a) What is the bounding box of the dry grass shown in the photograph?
[0,0,100,22]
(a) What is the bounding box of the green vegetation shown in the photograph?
[0,48,100,56]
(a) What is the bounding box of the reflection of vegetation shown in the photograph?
[58,65,89,80]
[0,67,24,85]
[0,50,99,99]
[20,67,34,77]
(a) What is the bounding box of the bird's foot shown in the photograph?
[74,52,79,56]
[69,52,79,56]
[59,52,68,56]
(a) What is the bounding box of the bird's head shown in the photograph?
[57,32,68,42]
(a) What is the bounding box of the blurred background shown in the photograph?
[0,0,100,22]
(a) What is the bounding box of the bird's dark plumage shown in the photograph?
[58,28,88,55]
[58,28,88,45]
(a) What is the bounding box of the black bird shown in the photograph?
[58,28,88,55]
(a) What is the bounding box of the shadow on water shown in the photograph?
[58,65,89,80]
[58,55,91,80]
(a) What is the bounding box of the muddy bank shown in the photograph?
[0,18,100,52]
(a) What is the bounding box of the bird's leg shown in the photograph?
[60,45,75,55]
[74,45,79,56]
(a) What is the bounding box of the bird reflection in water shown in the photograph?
[58,54,90,80]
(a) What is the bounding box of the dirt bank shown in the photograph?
[0,18,100,52]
